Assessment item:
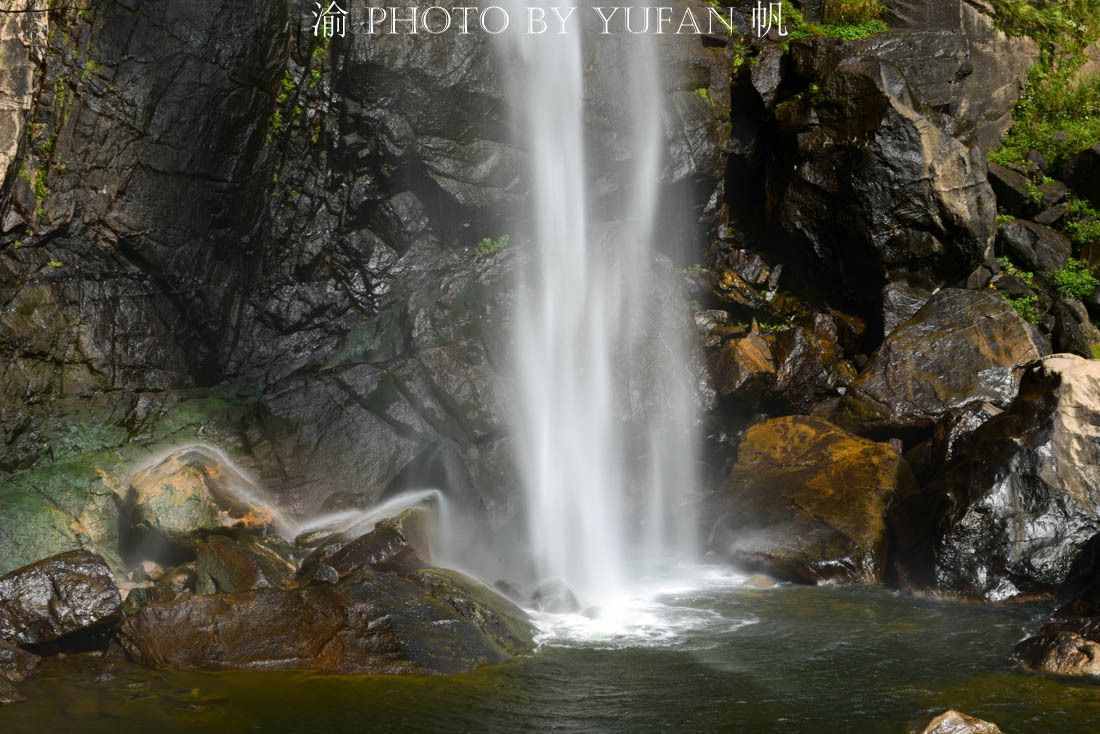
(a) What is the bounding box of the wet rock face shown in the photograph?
[193,532,297,595]
[711,416,916,584]
[0,551,120,647]
[737,37,997,307]
[917,709,1003,734]
[118,567,534,675]
[0,3,46,203]
[839,289,1040,435]
[300,524,427,582]
[928,356,1100,599]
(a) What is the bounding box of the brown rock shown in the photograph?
[918,709,1003,734]
[841,289,1040,434]
[0,551,121,646]
[118,568,534,675]
[710,416,916,584]
[1016,627,1100,677]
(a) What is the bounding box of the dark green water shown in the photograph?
[5,584,1100,733]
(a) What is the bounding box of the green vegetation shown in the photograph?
[1054,258,1100,298]
[989,0,1100,169]
[995,256,1042,322]
[997,256,1036,287]
[1065,198,1100,247]
[814,19,889,40]
[781,0,887,42]
[477,234,512,255]
[1006,293,1041,323]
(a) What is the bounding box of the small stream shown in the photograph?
[6,580,1099,733]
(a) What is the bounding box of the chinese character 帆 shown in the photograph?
[751,1,788,38]
[313,1,348,38]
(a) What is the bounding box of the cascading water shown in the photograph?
[496,5,699,604]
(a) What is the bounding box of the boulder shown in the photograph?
[193,532,297,595]
[708,315,857,414]
[1053,298,1100,358]
[917,710,1003,734]
[1016,626,1100,677]
[1015,532,1100,677]
[930,356,1100,598]
[840,289,1041,435]
[530,579,581,614]
[0,641,37,685]
[987,163,1038,218]
[0,551,121,646]
[710,416,916,584]
[882,281,931,339]
[0,456,125,577]
[122,446,277,563]
[996,219,1072,276]
[299,524,427,582]
[118,567,534,675]
[1063,144,1100,209]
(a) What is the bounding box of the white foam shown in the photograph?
[528,566,758,649]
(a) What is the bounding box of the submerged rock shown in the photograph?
[0,551,120,646]
[0,640,37,681]
[927,356,1100,598]
[118,567,534,675]
[1015,532,1100,677]
[710,416,916,584]
[839,289,1040,435]
[1016,626,1100,677]
[917,710,1003,734]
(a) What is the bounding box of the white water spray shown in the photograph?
[495,6,699,603]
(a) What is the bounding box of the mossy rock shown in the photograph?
[0,455,124,577]
[711,415,916,583]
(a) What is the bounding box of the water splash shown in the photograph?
[495,5,699,603]
[529,566,754,649]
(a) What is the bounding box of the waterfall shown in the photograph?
[495,6,699,602]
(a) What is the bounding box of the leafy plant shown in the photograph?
[477,234,511,255]
[1006,293,1041,323]
[1054,258,1099,299]
[814,19,889,40]
[997,256,1036,287]
[779,0,887,43]
[989,0,1100,169]
[1064,198,1100,247]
